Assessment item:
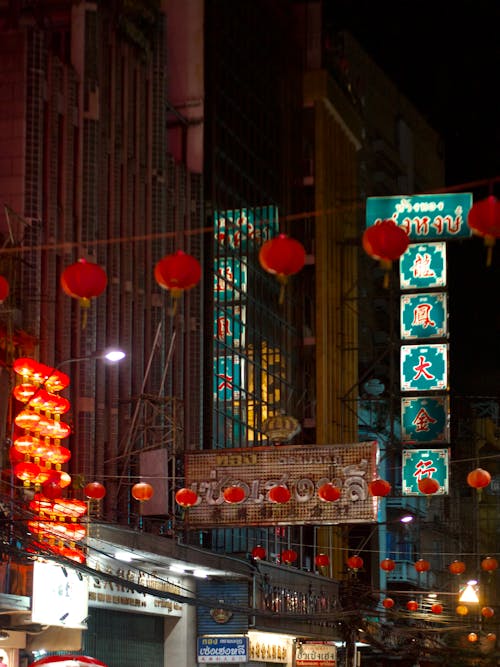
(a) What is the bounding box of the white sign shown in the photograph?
[32,561,88,628]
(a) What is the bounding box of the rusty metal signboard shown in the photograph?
[182,442,378,527]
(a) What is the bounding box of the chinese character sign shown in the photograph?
[400,242,446,290]
[401,344,448,392]
[401,396,450,443]
[402,448,449,495]
[401,293,447,340]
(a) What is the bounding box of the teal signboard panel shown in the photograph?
[214,306,245,348]
[214,205,279,251]
[214,355,243,401]
[400,242,446,290]
[401,396,450,443]
[402,448,450,495]
[401,293,447,340]
[214,258,247,301]
[366,193,472,241]
[401,344,448,392]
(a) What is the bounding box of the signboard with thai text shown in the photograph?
[296,641,337,667]
[400,293,447,340]
[401,396,450,443]
[197,636,248,663]
[183,442,378,527]
[366,193,472,240]
[400,344,448,392]
[402,448,450,495]
[400,242,446,290]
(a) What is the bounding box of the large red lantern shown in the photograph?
[317,483,341,502]
[467,467,491,489]
[281,549,298,565]
[347,555,363,572]
[382,597,394,609]
[61,258,107,327]
[175,487,198,508]
[223,485,246,504]
[41,481,63,500]
[362,219,409,287]
[154,250,201,313]
[481,556,498,572]
[418,477,440,495]
[431,603,443,614]
[0,275,9,303]
[251,545,266,560]
[414,559,431,573]
[258,233,306,303]
[368,479,391,497]
[467,195,500,266]
[380,558,396,572]
[268,485,291,504]
[448,560,466,575]
[84,481,106,500]
[131,482,154,502]
[315,553,330,568]
[406,600,418,612]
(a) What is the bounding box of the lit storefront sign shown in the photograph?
[248,631,292,663]
[197,636,248,663]
[400,344,448,392]
[296,641,336,667]
[400,292,447,340]
[31,561,88,629]
[214,206,279,250]
[401,396,450,444]
[400,242,447,289]
[183,442,378,527]
[366,193,472,240]
[402,448,450,495]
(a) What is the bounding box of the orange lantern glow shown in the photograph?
[362,219,409,287]
[258,233,306,303]
[448,560,466,575]
[406,600,418,612]
[467,467,491,489]
[481,606,495,618]
[487,633,496,642]
[14,461,40,484]
[418,477,440,495]
[14,409,41,430]
[281,549,298,565]
[347,555,363,572]
[13,383,38,403]
[466,195,500,266]
[131,482,154,501]
[317,483,341,502]
[251,545,266,560]
[382,597,394,609]
[268,485,291,504]
[175,487,198,508]
[380,558,396,572]
[456,604,469,616]
[481,556,499,572]
[84,481,106,500]
[414,559,431,573]
[13,434,38,455]
[61,258,107,327]
[368,479,391,497]
[467,632,478,643]
[223,485,246,504]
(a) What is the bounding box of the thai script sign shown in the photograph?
[296,641,337,666]
[197,636,248,663]
[183,442,378,527]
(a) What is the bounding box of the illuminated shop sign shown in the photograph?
[197,636,248,663]
[32,561,88,629]
[183,442,378,527]
[400,293,447,340]
[400,242,446,289]
[400,344,448,392]
[214,205,279,251]
[296,641,337,667]
[401,396,449,444]
[402,448,450,495]
[366,193,472,240]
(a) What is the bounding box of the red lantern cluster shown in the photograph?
[467,467,491,489]
[281,549,298,565]
[467,195,500,266]
[258,233,305,304]
[61,258,107,328]
[154,250,201,314]
[368,479,391,497]
[131,482,154,502]
[362,219,409,288]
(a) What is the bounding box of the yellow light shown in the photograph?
[459,583,479,604]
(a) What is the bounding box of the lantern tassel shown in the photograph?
[278,275,288,305]
[79,298,91,329]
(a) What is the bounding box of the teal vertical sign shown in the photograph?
[400,242,447,290]
[401,344,448,392]
[401,396,449,443]
[402,448,450,495]
[400,293,447,340]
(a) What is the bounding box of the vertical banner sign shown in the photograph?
[399,242,447,290]
[400,293,448,340]
[401,396,450,443]
[402,448,450,495]
[400,344,448,392]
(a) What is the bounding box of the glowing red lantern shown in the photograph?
[175,487,198,508]
[456,604,469,616]
[131,482,154,502]
[418,477,440,495]
[467,195,500,266]
[44,445,72,468]
[414,559,431,573]
[0,275,9,303]
[315,553,330,568]
[13,383,37,403]
[223,485,246,504]
[481,606,495,618]
[468,632,478,643]
[406,600,418,612]
[251,545,266,560]
[281,549,298,565]
[317,483,341,502]
[14,409,41,430]
[268,485,291,504]
[84,481,106,500]
[368,479,391,497]
[481,556,498,572]
[58,546,86,564]
[61,258,107,327]
[14,461,40,484]
[448,560,466,575]
[41,481,63,500]
[154,250,201,313]
[382,597,394,609]
[467,467,491,489]
[258,233,306,303]
[362,219,409,287]
[431,603,443,614]
[347,555,363,572]
[13,434,38,455]
[380,558,395,572]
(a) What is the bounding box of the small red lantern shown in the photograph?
[175,487,198,508]
[0,275,9,303]
[487,633,497,642]
[406,600,418,612]
[369,479,391,497]
[456,604,469,616]
[431,603,443,614]
[414,559,431,573]
[268,485,291,504]
[380,558,395,572]
[258,233,306,304]
[317,483,341,502]
[14,461,40,484]
[223,485,246,504]
[448,560,466,575]
[251,545,266,560]
[315,553,330,568]
[84,481,106,500]
[362,219,409,288]
[481,606,495,618]
[154,250,201,313]
[347,555,363,572]
[468,632,478,643]
[481,556,499,572]
[467,467,491,489]
[131,482,154,502]
[418,477,440,495]
[281,549,298,565]
[467,195,500,266]
[41,481,63,500]
[382,597,394,609]
[61,258,108,327]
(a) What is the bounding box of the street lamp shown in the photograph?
[459,580,480,604]
[56,348,126,369]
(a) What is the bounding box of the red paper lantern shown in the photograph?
[41,481,63,500]
[258,233,306,303]
[154,250,201,313]
[362,219,409,287]
[84,481,106,500]
[481,556,499,572]
[251,545,266,560]
[467,195,500,266]
[281,549,298,565]
[13,383,38,403]
[431,603,443,614]
[406,600,418,612]
[368,479,391,497]
[317,483,341,502]
[448,560,466,575]
[382,597,394,609]
[347,555,363,571]
[380,558,395,572]
[175,487,199,508]
[61,258,107,327]
[468,632,478,643]
[223,485,246,504]
[14,461,40,483]
[467,467,491,489]
[268,485,291,504]
[0,275,9,303]
[456,604,469,616]
[414,559,431,573]
[315,553,330,568]
[487,633,497,642]
[131,482,154,502]
[418,477,440,495]
[481,606,495,618]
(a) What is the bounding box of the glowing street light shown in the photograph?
[459,580,479,604]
